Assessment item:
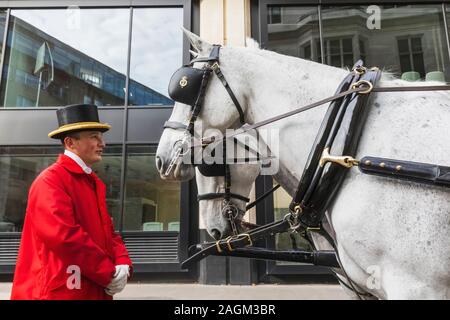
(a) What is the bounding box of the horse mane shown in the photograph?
[227,38,446,86]
[245,37,260,49]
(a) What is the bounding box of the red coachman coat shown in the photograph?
[10,154,132,300]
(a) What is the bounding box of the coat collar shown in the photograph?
[57,154,91,175]
[64,150,93,174]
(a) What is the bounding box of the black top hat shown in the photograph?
[48,104,111,139]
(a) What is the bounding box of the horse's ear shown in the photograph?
[245,37,260,49]
[182,27,213,54]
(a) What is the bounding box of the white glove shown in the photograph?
[105,265,130,296]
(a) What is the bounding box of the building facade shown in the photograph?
[0,0,449,284]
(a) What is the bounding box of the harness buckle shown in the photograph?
[211,62,220,70]
[218,236,233,253]
[238,233,253,247]
[351,80,373,94]
[216,240,223,253]
[293,204,302,214]
[284,212,301,231]
[226,236,234,251]
[223,233,253,252]
[352,66,366,75]
[319,147,359,168]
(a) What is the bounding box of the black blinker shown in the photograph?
[168,66,206,106]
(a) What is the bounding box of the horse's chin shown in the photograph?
[218,219,250,240]
[159,163,194,181]
[174,163,195,181]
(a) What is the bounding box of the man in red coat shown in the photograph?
[11,104,132,300]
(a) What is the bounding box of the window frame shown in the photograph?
[397,34,426,77]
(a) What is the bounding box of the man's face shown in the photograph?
[64,131,106,166]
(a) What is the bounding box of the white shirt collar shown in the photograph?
[64,149,93,174]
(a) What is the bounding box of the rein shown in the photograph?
[197,80,450,149]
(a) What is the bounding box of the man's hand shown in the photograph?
[105,265,130,296]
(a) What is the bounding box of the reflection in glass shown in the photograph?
[272,182,311,265]
[129,8,183,105]
[321,5,450,80]
[0,146,122,232]
[0,10,6,60]
[1,9,130,107]
[266,6,320,62]
[0,9,175,107]
[265,5,450,81]
[92,146,122,230]
[124,145,180,232]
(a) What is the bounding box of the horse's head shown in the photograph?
[196,157,261,240]
[156,29,250,181]
[196,130,271,240]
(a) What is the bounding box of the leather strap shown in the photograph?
[373,85,450,92]
[292,64,382,227]
[181,218,291,268]
[197,192,250,203]
[213,67,245,125]
[187,67,213,135]
[187,246,339,268]
[193,84,371,150]
[195,83,450,149]
[188,45,245,125]
[288,71,358,213]
[163,121,188,130]
[189,45,221,64]
[245,184,281,211]
[359,156,450,187]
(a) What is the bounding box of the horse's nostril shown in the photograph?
[210,229,221,240]
[155,156,163,172]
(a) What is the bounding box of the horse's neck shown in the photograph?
[239,50,348,195]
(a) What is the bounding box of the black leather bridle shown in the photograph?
[166,45,276,234]
[165,45,245,178]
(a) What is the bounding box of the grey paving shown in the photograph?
[0,282,349,300]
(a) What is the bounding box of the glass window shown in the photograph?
[321,37,354,69]
[397,36,425,77]
[92,146,123,230]
[0,146,122,232]
[321,5,450,81]
[266,6,321,62]
[268,7,282,24]
[272,181,312,265]
[0,10,6,61]
[0,9,129,107]
[124,145,181,232]
[128,8,183,106]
